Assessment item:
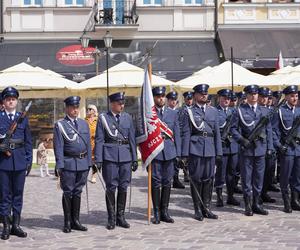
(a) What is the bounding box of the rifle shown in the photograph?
[281,115,300,150]
[221,113,234,147]
[244,99,285,149]
[0,101,32,157]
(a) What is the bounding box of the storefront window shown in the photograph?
[18,98,65,148]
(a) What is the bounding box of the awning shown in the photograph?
[0,39,219,82]
[218,28,300,69]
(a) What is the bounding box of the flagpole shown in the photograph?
[147,61,153,225]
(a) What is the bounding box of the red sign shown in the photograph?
[56,45,95,66]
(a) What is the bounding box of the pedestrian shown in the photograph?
[181,84,222,221]
[0,87,33,240]
[37,138,51,177]
[231,85,274,216]
[53,96,92,233]
[85,104,98,184]
[94,92,138,230]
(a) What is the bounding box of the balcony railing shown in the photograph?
[95,0,138,25]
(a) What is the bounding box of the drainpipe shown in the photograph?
[0,0,3,34]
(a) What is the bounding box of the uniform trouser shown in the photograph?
[151,159,174,188]
[188,155,215,184]
[262,154,276,193]
[102,161,131,192]
[174,160,179,176]
[215,153,238,188]
[240,155,265,197]
[0,170,26,217]
[280,155,300,193]
[60,170,89,198]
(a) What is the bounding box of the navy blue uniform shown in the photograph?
[94,111,137,192]
[0,111,32,217]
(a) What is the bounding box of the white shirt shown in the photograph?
[248,103,258,113]
[196,103,207,112]
[286,103,295,114]
[67,115,77,123]
[5,109,16,120]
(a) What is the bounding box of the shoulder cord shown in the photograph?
[57,120,78,142]
[238,107,255,127]
[100,114,118,138]
[278,108,292,131]
[187,108,205,131]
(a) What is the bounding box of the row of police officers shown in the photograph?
[1,83,300,239]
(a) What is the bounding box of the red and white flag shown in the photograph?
[136,67,164,168]
[276,51,284,70]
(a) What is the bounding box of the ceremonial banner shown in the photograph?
[136,67,164,168]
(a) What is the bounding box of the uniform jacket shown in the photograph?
[273,104,300,156]
[154,106,181,161]
[181,104,223,157]
[0,111,33,171]
[53,116,92,171]
[231,103,274,157]
[216,105,239,154]
[94,111,137,163]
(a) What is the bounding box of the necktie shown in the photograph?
[251,106,255,113]
[73,119,78,130]
[116,114,120,124]
[8,114,13,121]
[224,108,227,114]
[201,106,205,114]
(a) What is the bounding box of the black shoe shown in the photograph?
[1,216,10,240]
[62,195,72,233]
[71,196,88,231]
[116,192,130,228]
[10,214,27,238]
[244,195,253,216]
[184,172,189,183]
[151,187,160,224]
[268,184,280,192]
[261,193,276,203]
[173,175,185,189]
[216,188,224,207]
[191,182,203,221]
[202,179,218,219]
[160,187,174,223]
[227,195,240,206]
[291,191,300,211]
[252,196,268,215]
[106,191,116,230]
[234,186,243,194]
[282,192,292,213]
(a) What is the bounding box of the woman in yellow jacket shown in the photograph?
[85,104,98,183]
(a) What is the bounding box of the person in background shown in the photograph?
[85,104,98,184]
[37,138,51,177]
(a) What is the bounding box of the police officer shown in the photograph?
[166,91,184,189]
[237,91,247,105]
[181,84,222,221]
[231,85,274,216]
[53,96,92,233]
[94,92,137,230]
[230,91,238,108]
[150,87,181,224]
[215,89,240,207]
[0,93,4,111]
[258,87,277,204]
[273,85,300,213]
[178,91,194,182]
[0,87,32,240]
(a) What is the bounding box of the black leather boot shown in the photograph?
[1,216,10,240]
[291,191,300,211]
[216,187,224,207]
[252,196,268,215]
[190,182,203,221]
[261,193,276,203]
[244,195,253,216]
[116,192,130,228]
[173,175,185,189]
[282,192,292,213]
[71,196,87,231]
[10,213,27,238]
[233,176,243,194]
[151,187,160,224]
[106,191,116,230]
[62,195,72,233]
[202,179,218,219]
[226,184,240,206]
[184,170,189,183]
[160,186,174,223]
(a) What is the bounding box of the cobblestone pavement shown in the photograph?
[1,168,300,250]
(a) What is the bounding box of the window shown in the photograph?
[143,0,162,5]
[185,0,202,3]
[24,0,42,5]
[65,0,84,5]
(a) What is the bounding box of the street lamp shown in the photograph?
[80,33,91,49]
[103,31,113,111]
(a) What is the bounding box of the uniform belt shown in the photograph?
[64,151,87,159]
[191,131,214,137]
[105,139,129,145]
[0,139,25,150]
